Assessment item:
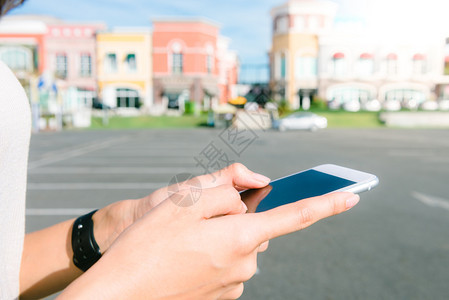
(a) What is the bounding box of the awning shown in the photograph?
[386,53,398,60]
[333,52,345,59]
[413,53,425,60]
[228,96,247,105]
[360,53,373,59]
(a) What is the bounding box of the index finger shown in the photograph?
[247,192,360,245]
[200,163,270,190]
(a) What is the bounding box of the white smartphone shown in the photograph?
[241,164,379,213]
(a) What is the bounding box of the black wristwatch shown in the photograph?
[71,210,102,272]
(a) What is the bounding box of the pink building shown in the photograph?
[45,23,104,89]
[0,16,105,128]
[152,18,238,111]
[44,21,105,110]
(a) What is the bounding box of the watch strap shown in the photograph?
[71,209,102,272]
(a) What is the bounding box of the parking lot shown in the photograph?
[27,128,449,299]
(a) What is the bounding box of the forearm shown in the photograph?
[19,200,136,299]
[19,218,80,299]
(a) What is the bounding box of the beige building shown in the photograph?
[270,0,337,109]
[96,28,153,113]
[271,0,449,110]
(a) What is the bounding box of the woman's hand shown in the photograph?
[19,164,270,299]
[135,163,271,217]
[92,163,271,252]
[60,184,359,299]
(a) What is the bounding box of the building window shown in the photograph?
[125,53,137,73]
[116,88,140,108]
[328,86,373,104]
[172,53,183,74]
[308,16,320,30]
[444,56,449,75]
[412,53,426,75]
[105,53,117,73]
[280,54,286,79]
[276,16,289,33]
[384,88,425,103]
[333,52,347,78]
[206,55,213,74]
[80,53,92,77]
[55,53,68,79]
[386,53,398,76]
[77,88,95,107]
[0,47,31,71]
[295,55,317,79]
[294,16,305,31]
[357,53,374,77]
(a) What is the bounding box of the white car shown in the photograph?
[343,100,361,112]
[328,100,341,110]
[438,100,449,111]
[362,99,381,112]
[383,100,401,111]
[274,112,327,132]
[420,101,438,111]
[402,99,419,110]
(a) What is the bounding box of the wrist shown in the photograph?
[92,200,138,253]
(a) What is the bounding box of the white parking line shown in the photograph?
[26,208,95,216]
[412,191,449,212]
[28,167,198,174]
[28,136,130,170]
[81,153,195,158]
[27,182,166,190]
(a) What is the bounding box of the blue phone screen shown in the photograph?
[241,169,356,213]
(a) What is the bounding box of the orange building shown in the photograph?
[152,18,237,112]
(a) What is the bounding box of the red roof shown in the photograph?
[386,53,397,60]
[360,53,373,59]
[413,53,425,60]
[333,52,345,59]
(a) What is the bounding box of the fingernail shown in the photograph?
[346,194,360,209]
[253,173,271,184]
[242,201,248,212]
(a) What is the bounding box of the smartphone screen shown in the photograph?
[241,169,356,213]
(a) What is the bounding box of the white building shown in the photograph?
[270,0,449,109]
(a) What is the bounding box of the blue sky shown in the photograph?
[9,0,449,65]
[9,0,364,65]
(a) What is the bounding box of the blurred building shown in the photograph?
[96,28,153,114]
[270,0,337,109]
[44,20,105,126]
[0,15,105,128]
[217,36,239,107]
[270,0,449,110]
[318,24,446,110]
[0,15,47,102]
[152,18,238,113]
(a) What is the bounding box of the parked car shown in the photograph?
[273,112,327,132]
[328,100,341,110]
[343,100,361,112]
[439,100,449,111]
[402,98,419,110]
[420,101,438,111]
[362,99,381,112]
[383,99,401,111]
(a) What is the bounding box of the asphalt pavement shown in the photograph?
[27,128,449,300]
